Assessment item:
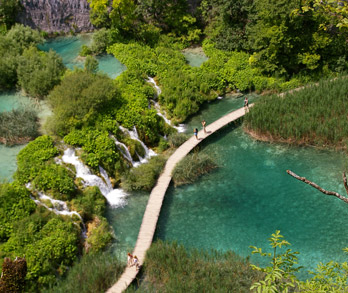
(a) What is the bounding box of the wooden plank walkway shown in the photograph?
[107,105,252,293]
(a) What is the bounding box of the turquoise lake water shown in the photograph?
[182,50,208,67]
[107,94,348,277]
[0,35,126,181]
[39,35,126,78]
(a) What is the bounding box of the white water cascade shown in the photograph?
[146,76,186,133]
[110,135,137,167]
[26,183,86,236]
[146,76,162,96]
[119,126,157,163]
[152,100,186,133]
[62,148,127,207]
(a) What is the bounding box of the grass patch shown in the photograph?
[0,108,39,145]
[44,251,124,293]
[244,76,348,148]
[172,152,218,186]
[129,240,262,292]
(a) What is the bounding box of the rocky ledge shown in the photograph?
[17,0,94,33]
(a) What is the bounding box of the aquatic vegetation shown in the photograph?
[44,251,124,293]
[0,108,39,145]
[172,152,218,186]
[244,76,348,148]
[132,240,262,292]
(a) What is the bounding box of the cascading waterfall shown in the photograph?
[119,126,157,163]
[146,76,185,132]
[62,148,127,207]
[26,183,87,236]
[110,135,138,167]
[146,77,162,96]
[152,100,186,133]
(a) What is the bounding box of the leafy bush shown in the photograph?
[15,135,59,184]
[85,217,113,254]
[1,209,80,291]
[47,71,119,136]
[172,152,218,186]
[135,240,262,292]
[17,47,65,98]
[31,164,76,200]
[44,251,124,293]
[64,128,120,173]
[121,155,166,191]
[71,186,106,221]
[167,132,188,148]
[0,182,36,241]
[0,108,39,145]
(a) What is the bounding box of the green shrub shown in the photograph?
[167,132,188,148]
[121,155,166,191]
[71,186,106,221]
[172,152,218,186]
[15,135,59,184]
[31,164,76,200]
[0,182,36,241]
[44,251,124,293]
[79,44,91,57]
[85,217,113,254]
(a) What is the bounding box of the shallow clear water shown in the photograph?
[39,35,126,78]
[0,91,32,112]
[107,95,348,277]
[182,51,208,67]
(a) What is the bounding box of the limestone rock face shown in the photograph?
[18,0,94,33]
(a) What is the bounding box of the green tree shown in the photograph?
[87,0,110,28]
[200,0,253,51]
[84,55,99,73]
[17,47,65,98]
[0,0,21,31]
[110,0,137,32]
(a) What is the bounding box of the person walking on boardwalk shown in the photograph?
[194,128,198,140]
[244,96,249,112]
[201,120,206,133]
[132,255,140,270]
[127,253,133,267]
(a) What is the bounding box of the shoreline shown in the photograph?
[243,126,346,152]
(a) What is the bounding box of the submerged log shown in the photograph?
[286,170,348,204]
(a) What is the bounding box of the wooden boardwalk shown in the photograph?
[107,105,251,293]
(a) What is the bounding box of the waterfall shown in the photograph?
[152,100,186,133]
[119,126,157,162]
[62,148,128,207]
[110,135,137,166]
[146,76,161,96]
[26,183,87,237]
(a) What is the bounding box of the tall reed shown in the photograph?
[0,108,39,145]
[244,77,348,148]
[129,240,262,292]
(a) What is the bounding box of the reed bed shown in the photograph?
[244,77,348,148]
[131,240,262,292]
[44,252,124,293]
[0,108,39,145]
[172,152,218,186]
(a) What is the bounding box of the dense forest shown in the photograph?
[1,0,348,291]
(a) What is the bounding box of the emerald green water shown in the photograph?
[108,94,348,276]
[39,35,126,78]
[182,50,208,67]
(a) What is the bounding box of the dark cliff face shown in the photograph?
[18,0,94,33]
